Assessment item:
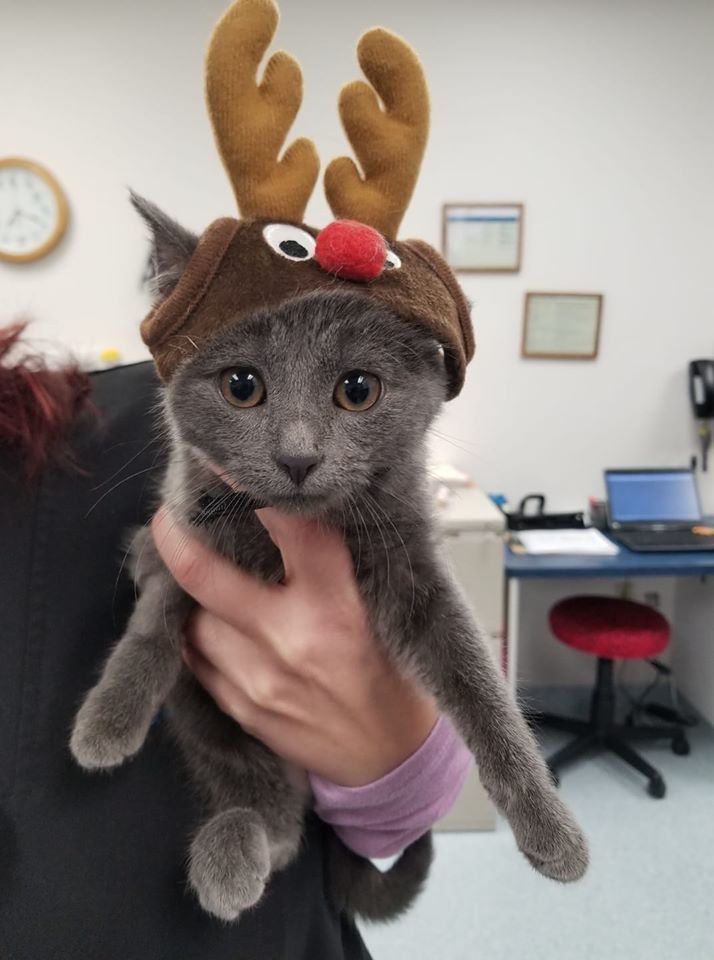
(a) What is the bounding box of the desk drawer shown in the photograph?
[443,531,504,635]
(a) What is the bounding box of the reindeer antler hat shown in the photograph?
[140,0,474,399]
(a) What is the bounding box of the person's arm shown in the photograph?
[310,714,472,858]
[152,506,471,853]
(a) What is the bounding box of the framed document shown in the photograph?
[442,203,523,272]
[522,293,603,359]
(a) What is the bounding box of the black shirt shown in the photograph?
[0,361,371,960]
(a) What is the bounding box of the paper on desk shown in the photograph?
[516,528,619,556]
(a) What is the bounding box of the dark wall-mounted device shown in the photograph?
[689,359,714,419]
[689,359,714,471]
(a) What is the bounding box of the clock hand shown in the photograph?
[7,210,44,229]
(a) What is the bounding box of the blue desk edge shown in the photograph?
[506,534,714,579]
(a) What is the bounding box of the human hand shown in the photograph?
[151,507,438,786]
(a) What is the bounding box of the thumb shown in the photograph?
[256,507,354,588]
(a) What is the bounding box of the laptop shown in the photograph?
[605,468,714,552]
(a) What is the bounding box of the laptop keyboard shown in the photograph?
[617,529,714,550]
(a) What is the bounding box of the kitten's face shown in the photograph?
[168,291,446,514]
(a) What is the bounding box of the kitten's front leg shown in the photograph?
[398,575,588,883]
[168,679,307,922]
[70,567,190,770]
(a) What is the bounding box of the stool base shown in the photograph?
[534,658,689,799]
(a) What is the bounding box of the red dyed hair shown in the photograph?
[0,322,93,479]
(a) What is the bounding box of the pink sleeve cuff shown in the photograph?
[309,715,473,858]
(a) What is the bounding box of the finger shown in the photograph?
[151,507,276,633]
[189,608,296,716]
[189,608,272,681]
[255,507,354,589]
[185,644,307,766]
[183,645,260,732]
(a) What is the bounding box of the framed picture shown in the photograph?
[442,203,523,272]
[522,292,603,359]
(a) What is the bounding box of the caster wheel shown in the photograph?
[672,734,690,756]
[647,776,666,799]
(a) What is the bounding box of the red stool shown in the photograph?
[540,596,690,798]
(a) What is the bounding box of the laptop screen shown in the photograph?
[606,470,701,525]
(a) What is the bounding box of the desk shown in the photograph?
[505,536,714,722]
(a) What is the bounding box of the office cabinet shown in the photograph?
[434,487,505,831]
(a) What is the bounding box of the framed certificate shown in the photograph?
[442,203,523,272]
[522,293,603,359]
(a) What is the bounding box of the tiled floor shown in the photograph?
[361,717,714,960]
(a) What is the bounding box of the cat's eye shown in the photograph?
[262,223,316,262]
[220,367,266,408]
[334,370,381,412]
[384,249,401,270]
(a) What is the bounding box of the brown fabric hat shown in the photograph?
[141,219,473,398]
[140,0,475,399]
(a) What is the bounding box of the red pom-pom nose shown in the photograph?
[315,220,386,282]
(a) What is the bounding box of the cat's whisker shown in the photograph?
[343,492,363,573]
[369,478,423,517]
[428,426,490,458]
[159,521,199,620]
[92,435,165,491]
[348,492,373,568]
[215,490,254,558]
[227,498,260,564]
[364,490,416,619]
[85,464,168,518]
[151,483,216,571]
[87,446,199,522]
[114,530,145,613]
[358,491,391,590]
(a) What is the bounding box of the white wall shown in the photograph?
[2,0,713,521]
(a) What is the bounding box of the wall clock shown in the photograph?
[0,157,69,263]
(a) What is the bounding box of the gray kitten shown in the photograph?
[70,199,588,923]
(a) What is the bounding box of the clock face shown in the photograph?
[0,160,68,262]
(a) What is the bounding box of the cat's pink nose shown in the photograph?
[315,220,386,282]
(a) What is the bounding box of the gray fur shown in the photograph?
[71,204,588,923]
[129,191,198,300]
[327,830,434,922]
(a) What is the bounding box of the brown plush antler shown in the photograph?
[325,28,430,240]
[205,0,319,222]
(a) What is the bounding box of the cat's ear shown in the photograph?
[130,191,199,301]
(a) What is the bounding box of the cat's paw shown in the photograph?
[189,808,271,922]
[512,791,589,883]
[69,697,147,771]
